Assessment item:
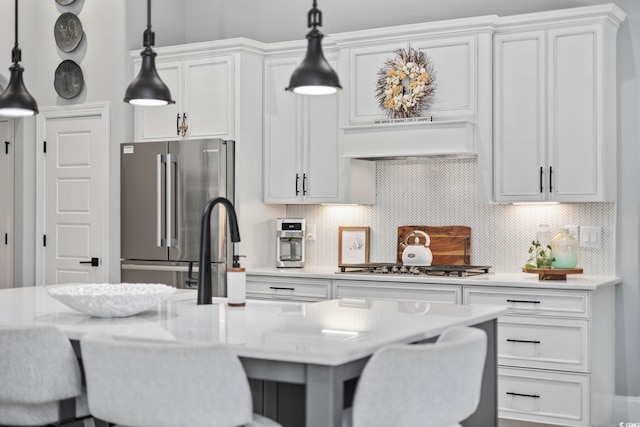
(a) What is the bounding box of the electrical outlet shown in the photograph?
[307,224,317,241]
[580,226,601,248]
[565,225,579,241]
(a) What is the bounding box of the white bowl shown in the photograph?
[47,283,176,318]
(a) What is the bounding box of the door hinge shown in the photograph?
[43,235,47,247]
[4,233,7,245]
[43,141,46,153]
[4,141,8,155]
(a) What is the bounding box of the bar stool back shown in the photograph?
[0,325,88,426]
[80,332,281,427]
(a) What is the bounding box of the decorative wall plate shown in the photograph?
[54,12,83,52]
[55,0,76,5]
[54,60,84,99]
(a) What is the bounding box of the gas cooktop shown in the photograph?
[337,263,491,277]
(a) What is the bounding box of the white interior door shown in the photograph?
[37,105,109,285]
[0,118,13,289]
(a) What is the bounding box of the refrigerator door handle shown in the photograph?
[157,154,165,247]
[166,154,178,248]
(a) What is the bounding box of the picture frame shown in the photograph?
[338,226,370,266]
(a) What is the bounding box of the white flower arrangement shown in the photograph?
[376,48,436,119]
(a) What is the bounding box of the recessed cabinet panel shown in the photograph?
[263,58,302,203]
[412,36,476,117]
[548,27,599,199]
[136,61,181,140]
[349,43,408,123]
[306,95,339,201]
[184,56,233,138]
[494,31,546,201]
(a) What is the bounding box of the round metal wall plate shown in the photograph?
[54,12,84,52]
[55,0,76,5]
[54,60,84,99]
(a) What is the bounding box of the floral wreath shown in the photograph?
[376,48,436,119]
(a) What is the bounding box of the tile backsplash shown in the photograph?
[287,158,615,275]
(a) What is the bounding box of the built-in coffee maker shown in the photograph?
[276,218,305,268]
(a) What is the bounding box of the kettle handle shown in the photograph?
[403,230,430,247]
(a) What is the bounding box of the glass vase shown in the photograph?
[551,228,579,269]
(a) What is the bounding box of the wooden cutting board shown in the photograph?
[397,226,471,265]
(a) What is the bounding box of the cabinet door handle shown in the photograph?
[549,166,553,193]
[176,113,181,136]
[303,173,307,195]
[269,286,295,291]
[506,392,540,399]
[506,299,541,304]
[506,339,541,344]
[539,166,543,193]
[295,173,300,195]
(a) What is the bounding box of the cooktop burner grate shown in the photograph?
[337,263,491,277]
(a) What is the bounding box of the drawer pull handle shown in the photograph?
[506,392,540,399]
[506,299,541,304]
[506,339,541,344]
[270,286,295,291]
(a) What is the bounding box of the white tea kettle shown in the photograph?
[402,230,433,266]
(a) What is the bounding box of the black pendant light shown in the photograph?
[0,0,38,117]
[286,0,341,95]
[124,0,174,106]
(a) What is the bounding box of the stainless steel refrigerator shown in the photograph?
[120,139,234,296]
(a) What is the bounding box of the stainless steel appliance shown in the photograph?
[276,218,305,268]
[120,139,234,295]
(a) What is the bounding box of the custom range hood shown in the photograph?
[341,118,477,160]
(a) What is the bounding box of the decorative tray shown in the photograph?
[522,267,583,281]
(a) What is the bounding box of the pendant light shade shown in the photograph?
[287,0,341,95]
[0,0,38,117]
[124,0,174,106]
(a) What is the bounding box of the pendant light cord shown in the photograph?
[11,0,21,64]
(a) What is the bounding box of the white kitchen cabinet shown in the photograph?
[263,53,375,204]
[246,275,331,302]
[464,285,615,427]
[494,7,624,202]
[132,53,234,141]
[333,280,460,304]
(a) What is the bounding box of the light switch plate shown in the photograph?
[580,226,601,248]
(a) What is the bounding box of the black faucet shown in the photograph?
[197,197,241,305]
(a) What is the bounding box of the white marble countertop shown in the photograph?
[247,266,621,291]
[0,286,506,366]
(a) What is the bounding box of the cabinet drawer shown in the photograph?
[499,367,589,427]
[464,287,589,317]
[246,276,330,301]
[334,281,461,304]
[498,317,589,372]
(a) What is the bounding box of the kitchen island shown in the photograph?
[0,286,505,427]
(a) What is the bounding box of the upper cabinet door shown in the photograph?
[133,55,235,142]
[547,25,602,201]
[134,60,182,141]
[494,31,546,202]
[348,42,408,124]
[412,35,477,119]
[263,57,303,204]
[183,55,234,139]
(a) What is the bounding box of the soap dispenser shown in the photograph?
[227,255,246,307]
